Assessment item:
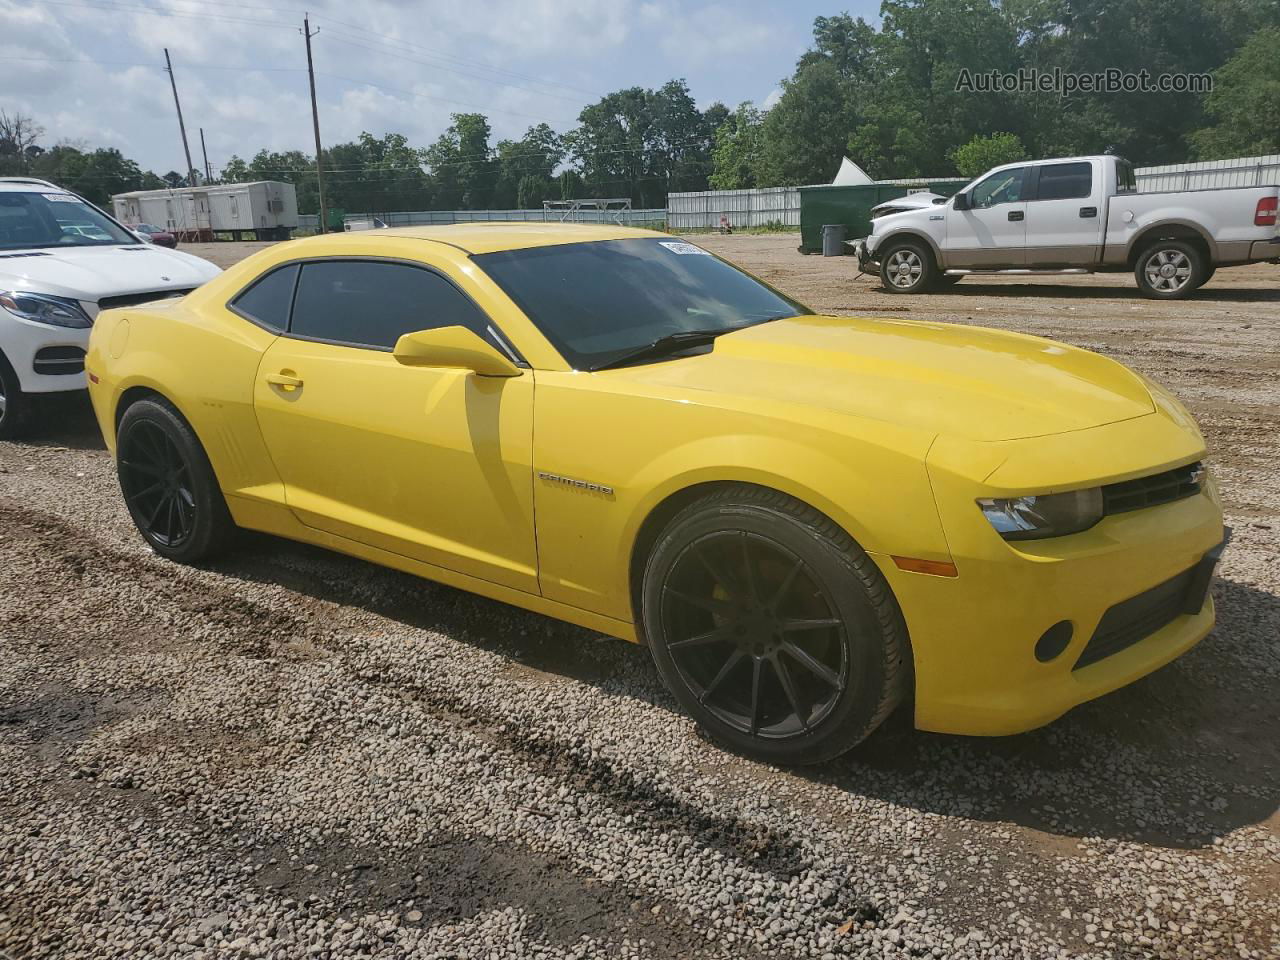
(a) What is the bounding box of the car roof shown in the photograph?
[295,222,665,255]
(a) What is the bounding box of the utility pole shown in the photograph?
[164,48,197,187]
[303,15,328,233]
[199,127,212,183]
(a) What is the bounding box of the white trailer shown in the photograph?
[111,181,298,241]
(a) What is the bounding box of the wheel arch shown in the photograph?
[875,229,943,267]
[1126,220,1214,268]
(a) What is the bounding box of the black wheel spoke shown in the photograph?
[769,557,805,610]
[120,459,164,478]
[145,493,171,531]
[778,617,842,632]
[125,479,165,503]
[748,658,762,735]
[781,640,842,689]
[772,656,809,731]
[700,649,745,703]
[665,586,738,617]
[740,532,759,602]
[669,624,734,650]
[692,542,741,599]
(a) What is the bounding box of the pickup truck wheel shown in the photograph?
[1135,241,1205,300]
[880,242,937,294]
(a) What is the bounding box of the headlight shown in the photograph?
[978,488,1104,541]
[0,290,92,328]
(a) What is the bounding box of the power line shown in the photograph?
[0,54,307,73]
[30,0,296,30]
[314,72,579,126]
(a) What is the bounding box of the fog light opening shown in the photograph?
[1035,621,1074,663]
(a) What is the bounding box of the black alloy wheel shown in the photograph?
[660,530,848,738]
[643,485,909,764]
[120,419,197,549]
[116,397,234,562]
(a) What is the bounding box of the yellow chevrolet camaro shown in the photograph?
[85,225,1226,763]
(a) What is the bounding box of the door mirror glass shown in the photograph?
[953,191,970,211]
[393,326,521,377]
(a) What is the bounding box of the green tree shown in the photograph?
[1192,27,1280,158]
[756,60,854,185]
[424,113,495,209]
[492,123,564,207]
[949,132,1029,177]
[709,103,764,190]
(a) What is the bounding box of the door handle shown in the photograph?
[266,372,304,390]
[1007,210,1024,222]
[1079,206,1098,218]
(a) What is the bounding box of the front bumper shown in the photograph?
[0,309,90,394]
[883,413,1225,736]
[854,238,878,271]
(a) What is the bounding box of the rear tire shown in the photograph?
[116,397,234,562]
[1135,240,1206,300]
[641,485,909,765]
[879,241,937,294]
[0,351,34,441]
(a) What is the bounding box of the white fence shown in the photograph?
[1135,154,1280,191]
[298,207,666,231]
[667,186,800,230]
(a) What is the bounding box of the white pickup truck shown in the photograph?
[856,154,1280,299]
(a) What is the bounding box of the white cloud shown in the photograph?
[763,87,783,109]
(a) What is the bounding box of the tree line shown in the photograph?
[2,0,1277,215]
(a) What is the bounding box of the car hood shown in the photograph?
[0,244,220,304]
[870,192,946,217]
[608,315,1156,442]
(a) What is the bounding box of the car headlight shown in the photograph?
[0,291,92,329]
[977,488,1104,541]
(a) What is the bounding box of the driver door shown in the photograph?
[251,258,538,594]
[944,166,1028,268]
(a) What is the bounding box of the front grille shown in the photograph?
[97,289,193,311]
[0,251,52,259]
[33,345,86,376]
[1102,461,1202,516]
[1074,563,1206,670]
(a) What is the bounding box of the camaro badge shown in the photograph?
[538,471,614,496]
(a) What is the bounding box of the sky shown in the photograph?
[2,0,882,177]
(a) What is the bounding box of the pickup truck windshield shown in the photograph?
[0,191,135,250]
[474,237,811,370]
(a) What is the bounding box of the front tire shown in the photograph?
[641,485,909,765]
[116,397,234,562]
[0,352,34,441]
[879,241,937,294]
[1135,240,1205,300]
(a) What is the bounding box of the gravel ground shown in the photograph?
[1,235,1277,959]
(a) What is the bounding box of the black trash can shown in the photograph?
[821,223,848,257]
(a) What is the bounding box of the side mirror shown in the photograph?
[393,326,521,378]
[952,191,970,211]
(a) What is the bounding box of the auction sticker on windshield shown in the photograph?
[43,194,78,202]
[659,241,710,255]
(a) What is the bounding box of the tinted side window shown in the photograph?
[971,167,1025,207]
[290,260,489,350]
[230,264,298,332]
[1035,162,1093,201]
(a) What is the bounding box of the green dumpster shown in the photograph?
[798,180,969,254]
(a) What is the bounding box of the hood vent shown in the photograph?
[0,251,53,259]
[98,289,194,310]
[119,246,151,251]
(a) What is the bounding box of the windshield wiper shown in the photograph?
[590,328,730,371]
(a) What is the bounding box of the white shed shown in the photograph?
[111,181,298,241]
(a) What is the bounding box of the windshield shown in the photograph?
[474,237,811,370]
[0,191,135,250]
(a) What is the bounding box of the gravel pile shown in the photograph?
[1,242,1277,959]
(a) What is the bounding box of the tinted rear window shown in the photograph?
[230,264,298,332]
[1036,162,1093,201]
